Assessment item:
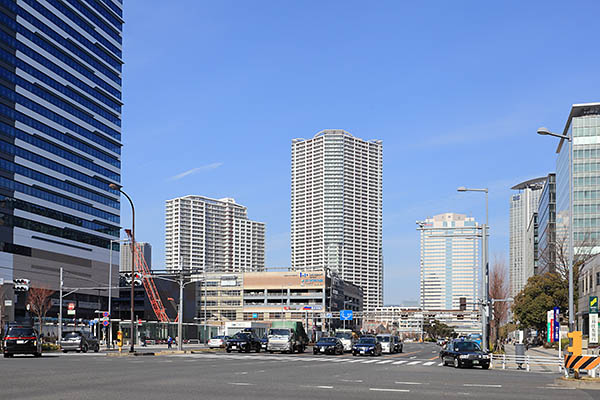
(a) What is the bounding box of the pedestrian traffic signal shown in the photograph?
[459,297,466,311]
[13,278,30,292]
[567,331,582,357]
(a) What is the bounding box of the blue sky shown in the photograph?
[120,1,599,305]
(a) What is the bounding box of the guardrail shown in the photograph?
[491,354,563,373]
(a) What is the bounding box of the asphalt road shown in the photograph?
[1,343,598,399]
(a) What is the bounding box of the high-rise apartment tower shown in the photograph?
[165,196,265,272]
[291,130,383,310]
[0,0,122,317]
[509,178,545,297]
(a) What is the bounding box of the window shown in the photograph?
[596,272,600,286]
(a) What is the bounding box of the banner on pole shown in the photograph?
[590,313,598,344]
[553,307,560,342]
[547,310,554,343]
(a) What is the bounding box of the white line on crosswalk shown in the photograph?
[423,361,435,366]
[362,360,378,364]
[406,361,421,365]
[376,360,394,364]
[345,359,363,363]
[438,363,443,366]
[392,360,408,365]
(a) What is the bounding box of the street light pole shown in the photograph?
[457,186,489,351]
[537,127,575,331]
[110,183,136,353]
[58,267,63,343]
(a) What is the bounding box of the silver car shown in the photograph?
[60,331,100,353]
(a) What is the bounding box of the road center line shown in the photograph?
[464,384,502,388]
[395,381,422,385]
[228,382,253,386]
[370,388,410,393]
[340,379,363,383]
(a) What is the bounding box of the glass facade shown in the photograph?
[0,0,122,290]
[537,173,556,275]
[556,106,600,260]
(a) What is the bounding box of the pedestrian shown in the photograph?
[167,336,173,349]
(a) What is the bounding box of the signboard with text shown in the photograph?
[547,310,554,343]
[591,296,598,314]
[553,307,560,343]
[590,313,599,344]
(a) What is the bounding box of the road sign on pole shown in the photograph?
[340,310,353,321]
[102,320,109,327]
[102,311,109,318]
[67,302,75,316]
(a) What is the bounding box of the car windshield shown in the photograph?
[377,336,390,342]
[454,341,481,352]
[7,328,35,337]
[318,338,337,344]
[358,338,376,344]
[269,329,290,336]
[232,333,250,340]
[63,332,82,339]
[335,332,352,340]
[213,336,225,340]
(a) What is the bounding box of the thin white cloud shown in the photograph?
[169,162,223,181]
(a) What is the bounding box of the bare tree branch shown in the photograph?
[27,287,55,335]
[489,255,509,345]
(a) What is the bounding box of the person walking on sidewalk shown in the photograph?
[167,336,173,349]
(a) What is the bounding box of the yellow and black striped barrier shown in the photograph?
[564,354,600,370]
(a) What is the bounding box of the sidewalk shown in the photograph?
[495,344,562,373]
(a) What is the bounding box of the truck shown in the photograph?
[266,321,308,353]
[334,329,355,352]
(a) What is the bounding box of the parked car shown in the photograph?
[352,336,382,357]
[313,337,344,355]
[440,339,490,369]
[208,335,230,349]
[2,324,42,358]
[60,331,100,353]
[226,331,261,353]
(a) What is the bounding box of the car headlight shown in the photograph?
[33,340,37,346]
[482,354,490,359]
[460,355,470,359]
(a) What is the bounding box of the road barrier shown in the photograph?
[564,354,600,377]
[491,354,563,373]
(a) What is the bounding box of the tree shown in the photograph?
[512,273,568,334]
[489,256,509,343]
[27,287,55,336]
[424,319,455,339]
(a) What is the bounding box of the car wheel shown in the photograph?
[352,352,357,356]
[399,346,403,353]
[454,358,461,368]
[313,349,318,355]
[226,349,231,353]
[482,363,490,370]
[62,350,68,353]
[268,350,274,354]
[3,353,9,358]
[256,346,260,353]
[34,352,42,357]
[81,344,88,353]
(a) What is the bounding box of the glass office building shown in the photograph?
[0,0,122,319]
[556,103,600,259]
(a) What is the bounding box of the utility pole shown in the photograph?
[178,269,183,351]
[58,267,63,343]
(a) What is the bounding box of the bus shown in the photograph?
[468,333,482,347]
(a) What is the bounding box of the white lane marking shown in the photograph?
[370,388,410,393]
[361,360,379,364]
[228,383,253,386]
[316,386,333,389]
[464,384,502,388]
[395,382,422,385]
[234,372,248,375]
[376,360,394,364]
[392,360,407,365]
[410,356,416,359]
[438,363,443,366]
[340,379,363,383]
[406,361,421,365]
[346,359,363,363]
[423,361,435,366]
[536,387,576,390]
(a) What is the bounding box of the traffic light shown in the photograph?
[133,272,142,287]
[13,278,30,292]
[459,297,466,311]
[567,331,582,356]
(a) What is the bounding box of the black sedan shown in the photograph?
[226,331,261,353]
[352,336,382,357]
[3,325,42,358]
[440,340,490,369]
[313,337,344,355]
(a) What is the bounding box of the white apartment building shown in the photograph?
[509,178,545,298]
[291,130,383,310]
[418,213,480,311]
[165,196,265,272]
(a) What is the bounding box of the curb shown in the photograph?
[554,377,600,390]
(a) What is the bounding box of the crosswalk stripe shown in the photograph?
[423,361,435,366]
[362,360,378,364]
[438,363,443,366]
[377,360,394,364]
[392,360,408,365]
[406,361,421,365]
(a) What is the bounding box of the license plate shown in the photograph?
[231,346,237,349]
[17,340,25,344]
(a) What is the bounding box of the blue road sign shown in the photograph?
[553,307,560,342]
[252,313,258,319]
[340,310,353,321]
